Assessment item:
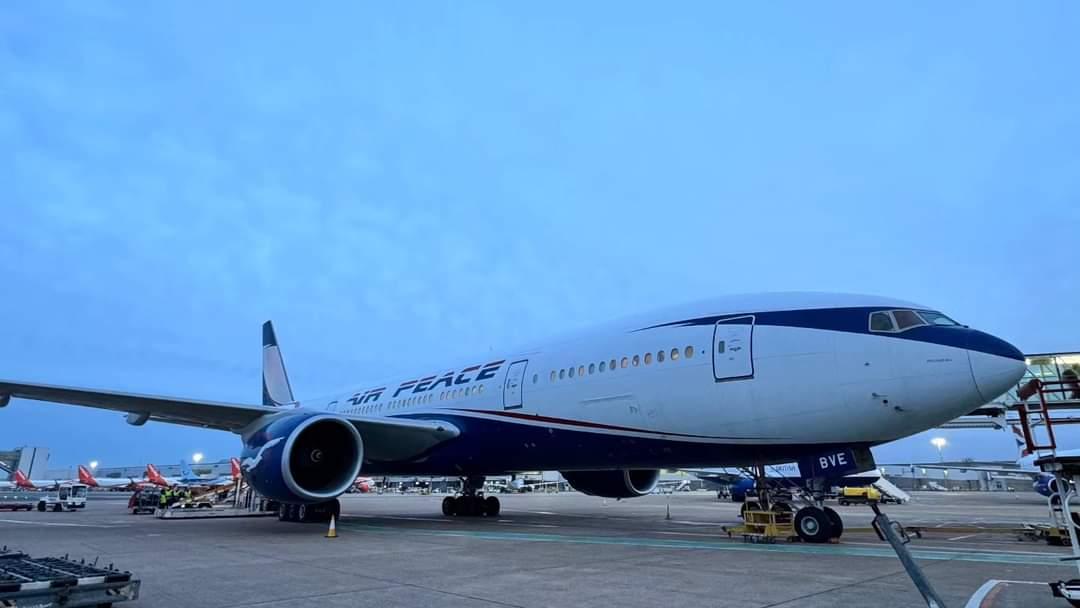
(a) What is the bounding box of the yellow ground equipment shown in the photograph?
[837,486,881,506]
[724,505,796,543]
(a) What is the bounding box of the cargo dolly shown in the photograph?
[0,547,139,607]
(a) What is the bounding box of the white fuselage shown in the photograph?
[305,293,1025,475]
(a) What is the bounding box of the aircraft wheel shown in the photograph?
[484,496,501,517]
[740,501,760,519]
[278,504,290,521]
[297,504,309,523]
[442,496,457,516]
[823,506,843,539]
[329,498,341,520]
[53,504,63,512]
[794,507,832,543]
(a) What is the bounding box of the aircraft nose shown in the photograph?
[967,330,1026,403]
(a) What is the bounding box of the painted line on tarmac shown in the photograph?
[338,523,1072,566]
[949,534,979,541]
[964,579,1046,608]
[0,519,126,529]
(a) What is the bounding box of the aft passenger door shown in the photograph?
[713,316,754,381]
[503,359,528,410]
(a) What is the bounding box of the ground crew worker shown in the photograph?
[163,487,173,507]
[184,488,192,503]
[158,489,168,510]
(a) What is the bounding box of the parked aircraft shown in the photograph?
[146,458,241,487]
[77,465,146,490]
[909,425,1072,497]
[0,293,1025,542]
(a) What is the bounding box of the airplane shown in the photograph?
[0,293,1026,542]
[902,424,1074,497]
[7,469,60,491]
[77,465,147,490]
[146,459,241,487]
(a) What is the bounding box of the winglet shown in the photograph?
[262,321,295,407]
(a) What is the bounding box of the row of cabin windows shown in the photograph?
[343,384,486,414]
[439,384,484,400]
[869,309,960,333]
[543,345,696,383]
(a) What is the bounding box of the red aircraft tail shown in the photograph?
[146,464,169,486]
[77,465,99,487]
[13,470,33,489]
[230,458,242,481]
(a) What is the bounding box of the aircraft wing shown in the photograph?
[0,380,460,462]
[0,380,275,431]
[910,463,1038,478]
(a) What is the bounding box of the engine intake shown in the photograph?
[242,413,363,503]
[561,469,660,499]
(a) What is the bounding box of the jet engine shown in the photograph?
[1035,473,1061,498]
[0,393,9,407]
[240,413,363,503]
[561,469,660,498]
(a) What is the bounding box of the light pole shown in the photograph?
[931,437,947,463]
[192,452,204,464]
[89,461,98,471]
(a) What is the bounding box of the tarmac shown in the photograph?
[0,490,1076,607]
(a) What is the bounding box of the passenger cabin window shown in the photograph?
[870,312,895,332]
[644,352,652,365]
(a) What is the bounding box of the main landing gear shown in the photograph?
[792,478,843,543]
[277,498,340,523]
[442,476,500,517]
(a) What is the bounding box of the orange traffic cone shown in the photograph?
[325,515,338,538]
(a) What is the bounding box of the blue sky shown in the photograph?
[1,3,1077,470]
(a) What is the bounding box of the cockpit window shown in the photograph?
[870,311,895,332]
[917,310,959,326]
[892,310,924,330]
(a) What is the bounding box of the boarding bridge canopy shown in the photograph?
[942,351,1080,430]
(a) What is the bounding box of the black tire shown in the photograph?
[328,498,341,520]
[823,506,843,539]
[442,496,456,516]
[484,496,500,517]
[278,504,290,521]
[297,504,309,523]
[771,502,793,513]
[740,501,760,519]
[53,504,63,512]
[795,507,833,543]
[38,502,46,512]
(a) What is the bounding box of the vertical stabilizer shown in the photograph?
[262,321,295,407]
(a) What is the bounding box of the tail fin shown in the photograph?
[0,461,11,480]
[78,465,97,486]
[230,457,242,481]
[262,321,295,407]
[146,464,168,486]
[1012,424,1033,460]
[179,460,194,478]
[14,470,32,489]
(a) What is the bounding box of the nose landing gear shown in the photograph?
[442,476,500,517]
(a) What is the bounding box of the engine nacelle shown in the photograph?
[241,413,363,504]
[0,393,10,408]
[1035,473,1060,497]
[561,469,660,498]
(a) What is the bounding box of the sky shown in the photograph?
[1,2,1078,471]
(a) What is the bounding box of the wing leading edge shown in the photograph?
[0,380,460,462]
